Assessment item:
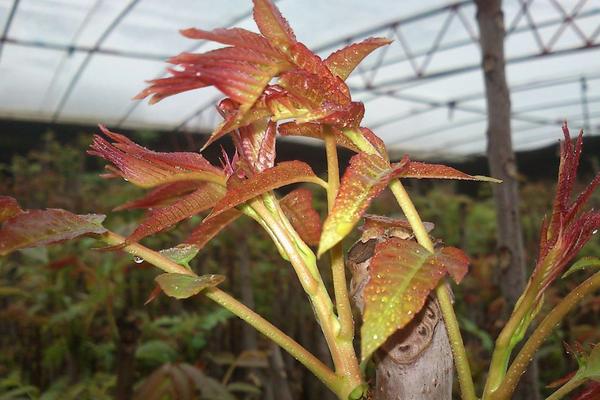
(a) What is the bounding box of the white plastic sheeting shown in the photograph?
[0,0,598,158]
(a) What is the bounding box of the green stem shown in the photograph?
[324,127,355,342]
[205,288,342,394]
[484,286,536,397]
[389,179,477,400]
[490,271,600,400]
[99,231,342,395]
[249,198,362,396]
[545,377,584,400]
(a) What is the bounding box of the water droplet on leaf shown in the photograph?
[133,256,144,264]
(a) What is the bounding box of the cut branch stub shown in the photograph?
[347,225,456,400]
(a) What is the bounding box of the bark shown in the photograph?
[474,1,540,399]
[348,232,453,400]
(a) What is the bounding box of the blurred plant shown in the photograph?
[1,1,599,399]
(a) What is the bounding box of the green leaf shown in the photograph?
[159,244,200,268]
[459,317,494,352]
[155,273,224,299]
[348,383,369,400]
[360,237,468,361]
[562,257,600,278]
[574,345,600,382]
[135,340,177,367]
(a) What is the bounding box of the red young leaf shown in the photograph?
[361,237,467,360]
[530,124,600,301]
[279,67,349,108]
[144,285,163,305]
[0,196,23,223]
[360,127,388,158]
[262,87,331,123]
[133,71,209,105]
[0,207,106,256]
[180,27,280,56]
[207,161,323,220]
[89,126,225,188]
[325,37,392,80]
[127,183,226,243]
[315,102,364,128]
[318,153,408,257]
[184,209,242,250]
[396,161,501,182]
[279,188,322,246]
[503,124,600,357]
[114,181,201,211]
[136,0,372,149]
[437,246,470,284]
[341,127,388,160]
[232,118,277,174]
[136,24,293,149]
[278,122,361,152]
[252,0,297,53]
[287,42,349,99]
[573,382,600,400]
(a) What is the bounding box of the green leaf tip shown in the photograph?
[155,273,225,299]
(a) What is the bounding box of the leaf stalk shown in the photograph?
[389,179,477,400]
[99,231,343,396]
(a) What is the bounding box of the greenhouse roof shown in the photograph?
[0,0,599,158]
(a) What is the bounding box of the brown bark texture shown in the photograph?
[348,228,453,400]
[474,1,539,399]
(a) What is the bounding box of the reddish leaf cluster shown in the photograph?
[128,0,496,263]
[533,123,600,298]
[135,0,390,150]
[89,127,323,249]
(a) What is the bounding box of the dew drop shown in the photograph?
[593,229,598,235]
[133,256,144,264]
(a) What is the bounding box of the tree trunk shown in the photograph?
[474,2,539,399]
[348,233,453,400]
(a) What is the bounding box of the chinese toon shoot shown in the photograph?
[1,1,600,399]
